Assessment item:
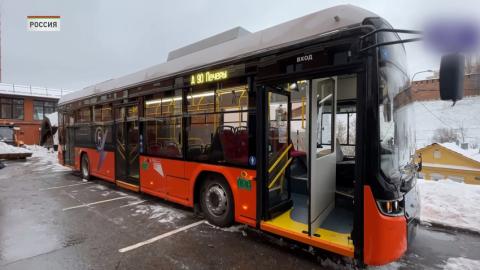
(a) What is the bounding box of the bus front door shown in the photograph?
[114,105,140,190]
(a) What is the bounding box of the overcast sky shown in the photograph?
[1,0,479,90]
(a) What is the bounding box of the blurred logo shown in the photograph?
[27,16,61,31]
[424,19,479,53]
[95,127,108,170]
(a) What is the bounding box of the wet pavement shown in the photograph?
[1,157,479,269]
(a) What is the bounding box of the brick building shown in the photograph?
[395,73,480,107]
[0,83,69,145]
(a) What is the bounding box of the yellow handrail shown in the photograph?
[268,157,293,189]
[268,143,293,174]
[301,97,305,129]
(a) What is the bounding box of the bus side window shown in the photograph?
[144,90,183,158]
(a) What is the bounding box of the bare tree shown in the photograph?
[432,128,458,143]
[456,121,467,143]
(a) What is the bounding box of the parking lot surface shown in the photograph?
[1,156,479,270]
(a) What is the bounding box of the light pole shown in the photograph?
[411,69,434,82]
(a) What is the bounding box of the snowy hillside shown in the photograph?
[413,96,480,147]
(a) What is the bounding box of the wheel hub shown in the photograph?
[205,185,227,216]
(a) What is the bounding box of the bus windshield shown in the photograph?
[378,33,416,185]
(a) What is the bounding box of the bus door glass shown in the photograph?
[115,105,140,185]
[308,77,337,232]
[265,88,291,214]
[65,114,75,166]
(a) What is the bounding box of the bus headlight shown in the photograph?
[376,199,404,216]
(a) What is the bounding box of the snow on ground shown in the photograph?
[0,142,32,154]
[130,204,186,224]
[23,145,70,172]
[441,257,480,270]
[205,222,246,233]
[418,179,480,233]
[368,261,405,270]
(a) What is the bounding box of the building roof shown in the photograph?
[439,142,480,163]
[419,142,480,164]
[0,82,72,99]
[59,5,378,105]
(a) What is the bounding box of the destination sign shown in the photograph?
[190,70,228,85]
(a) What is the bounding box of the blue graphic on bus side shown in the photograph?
[249,156,256,166]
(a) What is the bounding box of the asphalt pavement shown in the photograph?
[0,156,479,270]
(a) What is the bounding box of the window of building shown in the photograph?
[33,100,57,120]
[433,149,441,159]
[13,99,24,119]
[1,98,24,119]
[186,80,250,165]
[144,89,183,158]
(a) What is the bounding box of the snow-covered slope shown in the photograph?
[414,96,480,147]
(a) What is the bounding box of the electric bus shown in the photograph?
[57,5,426,266]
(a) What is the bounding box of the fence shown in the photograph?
[0,83,74,98]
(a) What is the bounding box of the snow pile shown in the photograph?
[440,142,480,163]
[0,142,32,155]
[25,145,57,162]
[24,145,70,172]
[441,257,480,270]
[418,179,480,233]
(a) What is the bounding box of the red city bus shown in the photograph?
[57,5,424,266]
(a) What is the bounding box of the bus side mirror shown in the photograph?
[439,54,464,103]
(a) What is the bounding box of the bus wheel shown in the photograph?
[81,154,91,180]
[200,175,234,227]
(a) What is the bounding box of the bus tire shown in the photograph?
[80,153,91,181]
[200,174,234,227]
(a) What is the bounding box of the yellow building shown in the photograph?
[416,143,480,185]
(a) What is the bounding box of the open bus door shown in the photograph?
[307,77,337,234]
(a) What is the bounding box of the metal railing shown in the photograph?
[0,82,74,98]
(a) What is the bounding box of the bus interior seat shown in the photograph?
[218,126,237,162]
[164,141,182,157]
[235,126,249,164]
[148,144,162,155]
